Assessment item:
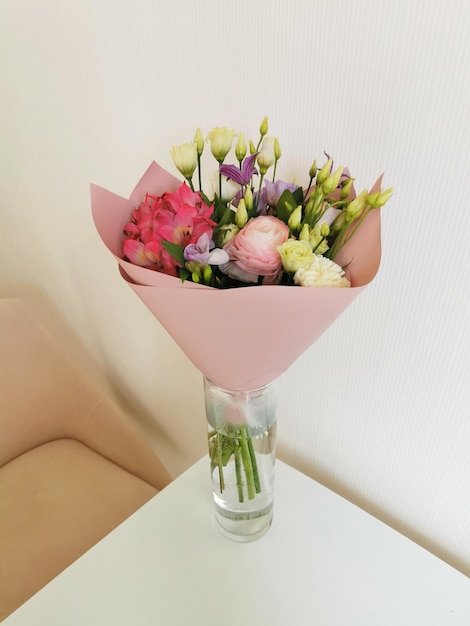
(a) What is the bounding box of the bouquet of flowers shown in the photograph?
[91,118,391,523]
[121,117,392,292]
[91,116,391,395]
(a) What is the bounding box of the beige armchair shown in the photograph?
[0,298,172,619]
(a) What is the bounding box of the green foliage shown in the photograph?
[162,240,185,266]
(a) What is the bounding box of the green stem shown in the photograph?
[312,236,327,254]
[234,445,244,502]
[254,172,265,213]
[328,207,373,260]
[217,433,225,493]
[197,154,202,192]
[326,225,347,260]
[246,434,261,493]
[342,207,374,247]
[239,436,256,500]
[304,177,314,203]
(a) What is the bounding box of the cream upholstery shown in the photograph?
[0,298,172,619]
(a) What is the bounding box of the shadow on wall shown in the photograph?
[277,443,470,578]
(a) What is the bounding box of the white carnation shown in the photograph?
[294,255,351,288]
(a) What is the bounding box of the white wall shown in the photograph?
[1,0,469,574]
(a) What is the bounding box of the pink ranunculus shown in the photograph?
[221,216,289,284]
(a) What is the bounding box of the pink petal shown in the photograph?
[123,239,150,267]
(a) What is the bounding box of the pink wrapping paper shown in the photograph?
[91,162,382,390]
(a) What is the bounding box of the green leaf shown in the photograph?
[179,267,191,283]
[199,191,213,207]
[276,189,297,222]
[217,206,236,227]
[292,186,304,205]
[162,240,185,266]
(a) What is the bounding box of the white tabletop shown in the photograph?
[4,458,470,625]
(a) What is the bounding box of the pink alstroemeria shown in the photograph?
[219,153,258,186]
[122,239,150,267]
[123,183,216,276]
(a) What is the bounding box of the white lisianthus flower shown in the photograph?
[294,255,351,287]
[207,127,235,162]
[257,136,276,174]
[170,143,197,180]
[206,170,241,203]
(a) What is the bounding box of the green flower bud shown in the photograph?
[304,187,323,225]
[309,224,325,252]
[249,140,257,155]
[235,199,248,228]
[320,222,330,237]
[322,166,344,195]
[366,192,380,206]
[194,128,204,156]
[312,238,329,255]
[309,160,317,179]
[244,186,253,211]
[375,187,393,206]
[299,223,310,241]
[330,211,347,235]
[345,189,368,223]
[259,116,268,137]
[316,158,333,185]
[235,133,247,162]
[288,205,302,231]
[185,260,199,274]
[340,177,354,200]
[203,266,212,283]
[274,138,281,160]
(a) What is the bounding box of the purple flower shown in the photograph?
[184,233,229,267]
[219,153,258,186]
[263,180,301,206]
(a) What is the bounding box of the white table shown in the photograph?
[4,459,470,625]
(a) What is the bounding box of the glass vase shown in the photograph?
[204,376,278,542]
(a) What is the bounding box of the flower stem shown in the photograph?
[239,436,256,500]
[304,177,314,203]
[255,173,265,213]
[217,433,225,492]
[234,445,244,502]
[342,207,373,246]
[197,154,202,192]
[246,435,261,493]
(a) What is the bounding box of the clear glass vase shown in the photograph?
[204,376,278,542]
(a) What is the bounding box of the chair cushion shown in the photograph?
[0,439,158,619]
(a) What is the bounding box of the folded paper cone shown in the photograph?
[91,162,382,390]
